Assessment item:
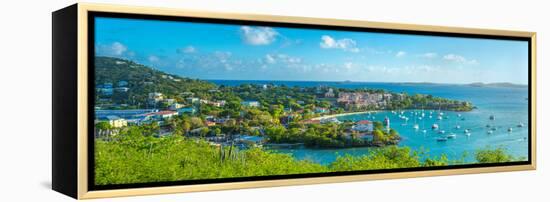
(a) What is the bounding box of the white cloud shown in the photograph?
[443,54,478,65]
[396,51,407,57]
[148,55,160,63]
[240,26,279,45]
[319,35,359,52]
[177,46,196,54]
[265,54,276,64]
[110,42,127,55]
[344,62,353,70]
[96,42,128,56]
[264,54,302,65]
[420,52,438,59]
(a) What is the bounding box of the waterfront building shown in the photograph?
[353,120,374,132]
[95,109,158,120]
[337,92,393,108]
[105,115,128,128]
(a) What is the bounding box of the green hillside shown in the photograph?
[95,56,216,109]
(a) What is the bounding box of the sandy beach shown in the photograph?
[311,111,378,120]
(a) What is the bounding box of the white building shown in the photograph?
[106,116,128,128]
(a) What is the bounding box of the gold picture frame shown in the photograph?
[52,3,536,199]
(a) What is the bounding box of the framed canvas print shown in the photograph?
[52,3,536,199]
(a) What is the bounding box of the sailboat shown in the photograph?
[413,110,419,130]
[447,133,457,139]
[454,114,461,129]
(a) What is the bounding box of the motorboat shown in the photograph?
[436,137,447,142]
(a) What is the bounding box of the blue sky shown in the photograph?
[95,17,528,84]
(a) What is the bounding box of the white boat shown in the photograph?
[508,128,513,132]
[437,116,443,120]
[457,114,462,117]
[517,123,525,127]
[413,124,419,130]
[447,133,457,139]
[465,133,471,136]
[487,130,493,134]
[455,125,461,129]
[432,124,439,129]
[464,129,470,133]
[436,137,447,142]
[438,130,446,134]
[422,129,427,134]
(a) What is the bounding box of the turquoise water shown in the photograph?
[211,80,530,165]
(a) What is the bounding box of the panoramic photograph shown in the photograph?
[92,16,529,186]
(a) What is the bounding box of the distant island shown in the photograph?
[467,82,528,88]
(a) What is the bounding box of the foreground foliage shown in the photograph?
[95,126,522,185]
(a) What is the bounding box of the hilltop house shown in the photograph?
[96,83,114,96]
[161,99,175,106]
[208,100,226,107]
[186,97,199,104]
[148,92,164,105]
[169,103,185,110]
[241,101,260,107]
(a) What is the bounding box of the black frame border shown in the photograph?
[87,11,532,191]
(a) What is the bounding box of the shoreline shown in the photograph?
[311,111,378,120]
